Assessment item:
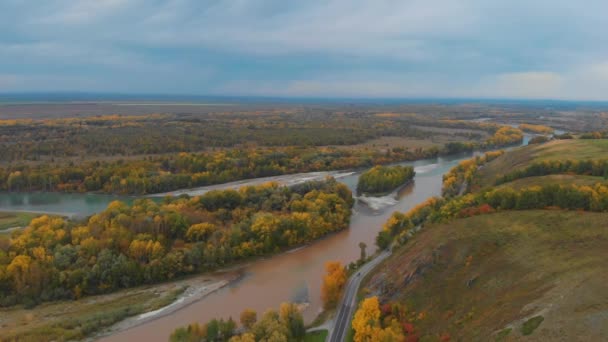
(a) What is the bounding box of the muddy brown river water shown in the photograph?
[98,152,489,341]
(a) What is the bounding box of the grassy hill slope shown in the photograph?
[357,138,608,341]
[494,174,605,190]
[475,139,608,188]
[364,210,608,341]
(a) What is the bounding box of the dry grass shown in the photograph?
[364,210,608,341]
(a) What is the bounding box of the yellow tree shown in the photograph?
[352,296,381,341]
[352,296,404,342]
[321,261,347,310]
[7,255,33,295]
[240,308,257,330]
[229,333,255,342]
[279,302,305,338]
[185,222,216,242]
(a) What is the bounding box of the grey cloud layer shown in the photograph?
[1,0,608,98]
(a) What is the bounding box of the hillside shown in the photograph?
[474,139,608,189]
[355,137,608,341]
[364,210,608,341]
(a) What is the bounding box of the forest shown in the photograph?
[0,147,436,195]
[0,179,353,307]
[0,123,523,195]
[357,165,415,195]
[0,112,491,163]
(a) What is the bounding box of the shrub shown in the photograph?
[521,315,544,335]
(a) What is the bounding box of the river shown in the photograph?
[98,152,520,342]
[0,137,531,342]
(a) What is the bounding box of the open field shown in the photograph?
[304,330,328,342]
[475,139,608,187]
[364,210,608,341]
[0,212,39,231]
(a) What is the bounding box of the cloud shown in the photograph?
[1,0,608,99]
[476,72,565,99]
[32,0,138,25]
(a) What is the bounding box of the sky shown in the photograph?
[1,0,608,100]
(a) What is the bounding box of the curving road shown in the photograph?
[328,250,391,342]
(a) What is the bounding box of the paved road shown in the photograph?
[328,250,391,342]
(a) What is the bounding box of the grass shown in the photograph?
[0,286,186,341]
[0,211,39,230]
[475,139,608,188]
[496,174,606,190]
[304,330,328,342]
[345,325,355,342]
[521,315,544,336]
[362,210,608,340]
[308,308,334,329]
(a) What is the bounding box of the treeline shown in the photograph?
[442,151,504,197]
[357,165,415,195]
[497,159,608,185]
[377,181,608,250]
[170,303,305,342]
[0,179,353,307]
[580,132,608,139]
[519,123,554,134]
[440,183,608,218]
[376,197,444,249]
[0,147,439,194]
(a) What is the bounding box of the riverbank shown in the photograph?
[93,272,239,341]
[149,170,356,197]
[356,180,413,211]
[0,271,238,342]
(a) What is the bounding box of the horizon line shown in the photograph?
[0,91,608,105]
